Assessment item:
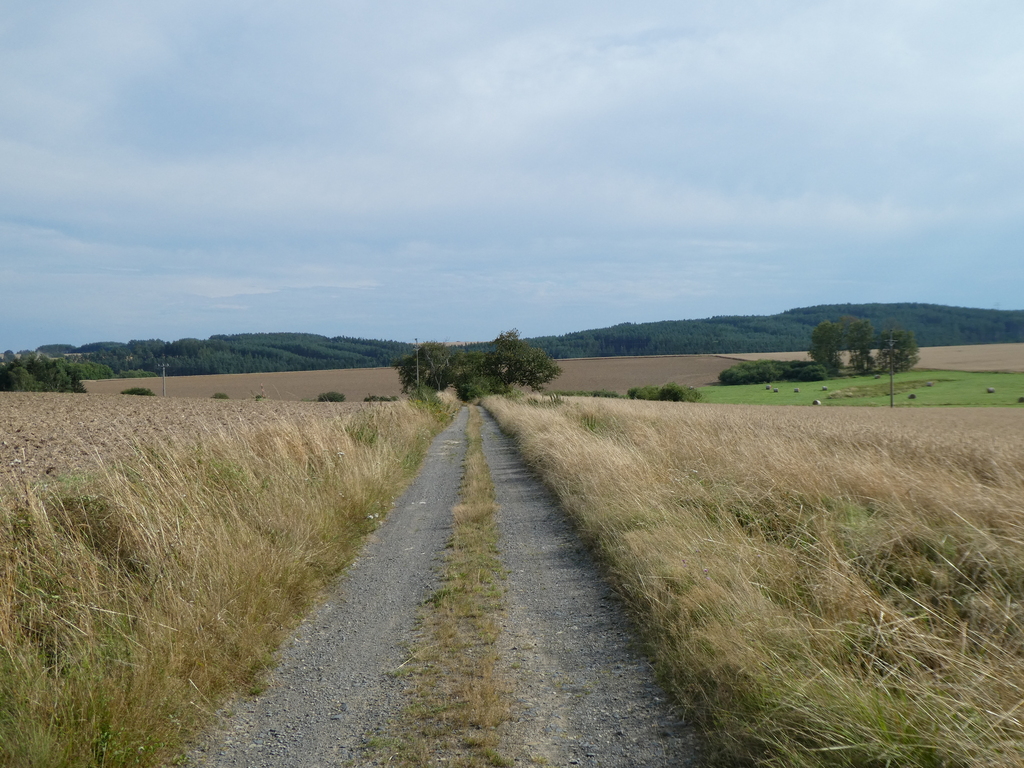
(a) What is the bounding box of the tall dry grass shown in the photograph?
[485,396,1024,767]
[0,399,454,768]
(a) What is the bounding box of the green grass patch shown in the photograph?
[699,370,1024,407]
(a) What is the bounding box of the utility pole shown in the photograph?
[161,361,168,397]
[887,332,895,409]
[414,338,419,389]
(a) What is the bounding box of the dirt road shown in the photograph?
[188,408,699,766]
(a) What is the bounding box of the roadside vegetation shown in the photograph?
[0,398,456,767]
[485,396,1024,767]
[379,406,511,768]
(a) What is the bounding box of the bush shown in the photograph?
[550,390,623,398]
[211,392,230,399]
[628,383,703,402]
[718,359,828,385]
[316,391,346,402]
[121,387,156,396]
[364,395,399,402]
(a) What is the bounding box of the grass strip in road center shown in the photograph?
[377,405,513,767]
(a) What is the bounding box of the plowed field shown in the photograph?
[0,392,363,487]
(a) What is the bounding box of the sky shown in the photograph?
[2,1,1022,350]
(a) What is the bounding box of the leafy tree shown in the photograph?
[875,328,920,373]
[393,342,460,393]
[483,329,561,391]
[808,321,844,371]
[845,318,875,374]
[0,355,87,393]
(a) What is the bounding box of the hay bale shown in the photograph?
[773,388,779,393]
[794,388,800,393]
[812,399,821,405]
[908,393,917,399]
[822,385,828,391]
[988,387,996,394]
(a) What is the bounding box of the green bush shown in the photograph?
[120,387,156,396]
[718,359,827,385]
[316,391,346,402]
[211,392,230,400]
[628,383,704,402]
[550,390,623,398]
[364,395,399,402]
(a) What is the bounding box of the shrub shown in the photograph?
[628,385,661,400]
[121,387,156,396]
[364,395,399,402]
[657,382,704,402]
[316,391,346,402]
[718,359,828,385]
[211,392,230,399]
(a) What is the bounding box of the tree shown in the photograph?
[483,330,562,391]
[808,321,844,371]
[876,328,920,373]
[845,318,875,374]
[392,342,459,393]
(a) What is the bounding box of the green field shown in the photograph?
[699,370,1024,407]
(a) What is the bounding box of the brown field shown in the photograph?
[83,366,404,401]
[0,392,364,486]
[728,342,1024,372]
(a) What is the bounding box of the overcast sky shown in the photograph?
[2,1,1022,350]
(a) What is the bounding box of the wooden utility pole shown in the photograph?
[887,332,895,408]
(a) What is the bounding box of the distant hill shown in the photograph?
[30,303,1024,377]
[525,303,1024,359]
[62,333,412,377]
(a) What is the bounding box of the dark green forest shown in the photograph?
[524,303,1024,358]
[15,333,413,378]
[7,303,1023,382]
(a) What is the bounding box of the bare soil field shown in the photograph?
[728,343,1024,372]
[550,354,735,391]
[83,367,403,402]
[0,392,363,487]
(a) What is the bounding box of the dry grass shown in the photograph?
[0,399,454,768]
[381,406,512,767]
[485,396,1024,766]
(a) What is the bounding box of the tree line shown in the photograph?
[524,303,1023,359]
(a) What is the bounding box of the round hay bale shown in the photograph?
[926,381,933,387]
[908,393,917,399]
[793,387,800,393]
[988,387,996,393]
[874,374,881,379]
[822,385,828,391]
[1019,396,1024,404]
[773,388,779,393]
[812,399,821,405]
[766,384,772,390]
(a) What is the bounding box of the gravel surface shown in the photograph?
[187,406,701,766]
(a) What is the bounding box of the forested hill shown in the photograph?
[525,303,1024,359]
[43,333,412,377]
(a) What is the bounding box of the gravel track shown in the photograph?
[188,406,700,766]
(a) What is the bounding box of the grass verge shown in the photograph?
[0,398,456,768]
[484,395,1024,767]
[378,405,512,767]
